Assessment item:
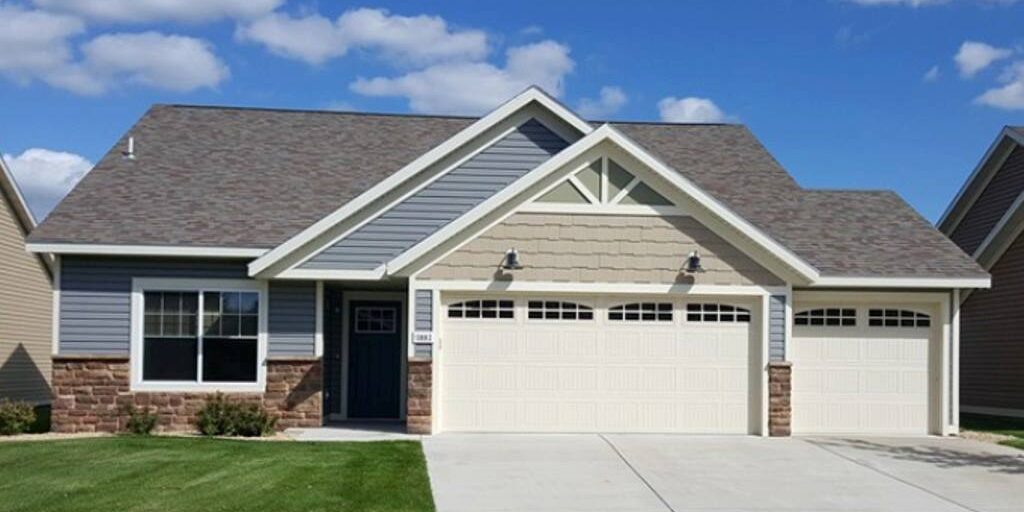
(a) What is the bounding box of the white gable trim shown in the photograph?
[972,186,1024,270]
[938,127,1024,234]
[386,124,821,282]
[248,87,592,277]
[26,243,266,258]
[810,276,990,289]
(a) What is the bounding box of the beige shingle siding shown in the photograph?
[0,193,52,404]
[950,146,1024,255]
[420,213,783,286]
[960,232,1024,411]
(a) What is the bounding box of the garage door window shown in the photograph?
[868,309,930,328]
[686,303,751,323]
[447,300,514,319]
[527,301,594,320]
[608,302,673,322]
[794,308,856,327]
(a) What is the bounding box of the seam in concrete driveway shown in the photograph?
[599,434,676,512]
[804,439,981,512]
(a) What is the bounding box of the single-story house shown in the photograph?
[938,126,1024,419]
[28,87,988,436]
[0,152,53,405]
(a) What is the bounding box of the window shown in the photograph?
[355,307,398,333]
[447,299,514,319]
[868,309,931,328]
[686,303,751,323]
[137,280,263,389]
[795,308,856,327]
[608,303,673,322]
[527,300,594,320]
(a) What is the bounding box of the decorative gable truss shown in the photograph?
[521,155,682,216]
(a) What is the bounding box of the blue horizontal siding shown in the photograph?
[268,281,316,357]
[301,118,568,270]
[769,294,787,362]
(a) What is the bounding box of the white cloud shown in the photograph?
[923,65,941,82]
[657,97,729,123]
[237,7,488,67]
[577,86,627,119]
[351,40,574,115]
[3,148,92,220]
[32,0,282,23]
[975,61,1024,109]
[0,3,83,85]
[954,41,1013,77]
[846,0,948,6]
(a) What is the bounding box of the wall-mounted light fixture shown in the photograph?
[502,248,523,270]
[684,250,703,273]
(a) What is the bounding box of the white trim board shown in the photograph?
[809,276,991,289]
[938,127,1024,233]
[416,279,785,296]
[388,124,821,283]
[248,87,592,277]
[28,243,267,258]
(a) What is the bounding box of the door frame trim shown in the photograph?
[341,291,407,421]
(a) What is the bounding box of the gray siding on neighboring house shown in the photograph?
[268,281,316,357]
[301,119,569,271]
[769,295,787,361]
[950,146,1024,255]
[414,289,433,331]
[59,257,316,357]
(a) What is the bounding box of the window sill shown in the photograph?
[131,381,265,393]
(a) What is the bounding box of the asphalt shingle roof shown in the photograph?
[29,105,986,279]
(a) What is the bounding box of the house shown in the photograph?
[0,152,53,405]
[939,126,1024,419]
[27,87,988,436]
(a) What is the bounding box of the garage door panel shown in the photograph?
[792,304,934,435]
[440,295,755,433]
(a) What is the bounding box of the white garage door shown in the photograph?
[791,305,935,435]
[438,295,756,433]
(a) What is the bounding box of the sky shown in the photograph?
[1,0,1023,222]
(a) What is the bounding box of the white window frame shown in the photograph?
[793,307,857,327]
[354,306,399,334]
[608,302,674,323]
[526,299,596,322]
[685,303,752,323]
[446,298,516,321]
[867,308,932,328]
[130,278,269,393]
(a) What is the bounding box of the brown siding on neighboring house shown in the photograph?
[961,231,1024,411]
[950,146,1024,255]
[420,213,783,286]
[0,192,52,404]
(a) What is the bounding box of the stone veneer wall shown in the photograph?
[51,356,322,433]
[406,358,432,434]
[768,361,792,437]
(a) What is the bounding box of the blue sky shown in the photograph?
[1,0,1022,222]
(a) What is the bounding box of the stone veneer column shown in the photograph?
[768,361,792,437]
[406,358,433,434]
[51,355,322,433]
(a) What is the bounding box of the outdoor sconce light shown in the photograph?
[684,250,703,273]
[502,248,523,270]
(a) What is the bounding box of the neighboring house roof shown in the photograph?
[28,93,987,282]
[940,126,1024,273]
[0,153,53,277]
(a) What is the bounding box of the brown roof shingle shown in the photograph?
[29,104,985,279]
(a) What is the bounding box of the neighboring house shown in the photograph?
[27,87,987,436]
[939,126,1024,419]
[0,152,53,405]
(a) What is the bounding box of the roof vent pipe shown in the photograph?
[122,137,136,160]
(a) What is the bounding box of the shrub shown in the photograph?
[0,399,36,436]
[196,394,277,437]
[122,404,158,435]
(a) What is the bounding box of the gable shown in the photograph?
[418,212,784,287]
[950,145,1024,255]
[298,119,570,272]
[534,156,673,207]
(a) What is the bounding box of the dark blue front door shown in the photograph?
[347,300,402,419]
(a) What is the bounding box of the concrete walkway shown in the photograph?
[285,422,421,442]
[423,434,1024,512]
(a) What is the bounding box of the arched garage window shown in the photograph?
[608,303,673,322]
[527,301,594,320]
[868,309,930,328]
[686,303,751,323]
[447,299,514,319]
[794,308,856,327]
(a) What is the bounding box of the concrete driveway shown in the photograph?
[422,434,1024,512]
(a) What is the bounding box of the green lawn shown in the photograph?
[961,413,1024,450]
[0,437,434,512]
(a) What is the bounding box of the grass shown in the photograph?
[0,437,435,512]
[961,413,1024,450]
